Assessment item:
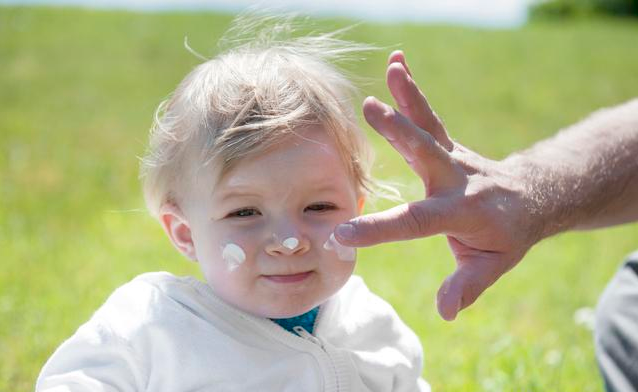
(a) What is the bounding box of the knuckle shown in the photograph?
[397,117,437,153]
[402,203,432,237]
[464,179,499,209]
[462,184,485,210]
[358,213,396,245]
[359,216,385,244]
[411,131,436,153]
[462,183,502,227]
[369,219,388,243]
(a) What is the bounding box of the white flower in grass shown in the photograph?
[574,306,596,331]
[544,349,562,367]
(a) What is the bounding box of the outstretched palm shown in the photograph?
[336,51,542,321]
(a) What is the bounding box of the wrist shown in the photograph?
[501,154,574,242]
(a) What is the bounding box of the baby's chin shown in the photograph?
[250,290,335,319]
[222,267,355,319]
[263,273,354,318]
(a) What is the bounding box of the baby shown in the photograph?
[36,18,430,392]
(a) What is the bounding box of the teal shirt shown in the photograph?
[271,307,319,335]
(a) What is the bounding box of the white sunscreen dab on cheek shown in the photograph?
[323,232,355,262]
[282,237,299,250]
[222,243,246,272]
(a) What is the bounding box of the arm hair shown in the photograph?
[505,98,638,238]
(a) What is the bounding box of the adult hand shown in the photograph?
[336,51,545,321]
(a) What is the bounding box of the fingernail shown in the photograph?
[445,305,459,321]
[373,98,395,120]
[380,103,399,142]
[452,297,462,319]
[364,97,386,128]
[381,101,394,117]
[368,96,393,116]
[336,223,355,240]
[394,89,408,108]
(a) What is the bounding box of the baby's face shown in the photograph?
[183,125,360,318]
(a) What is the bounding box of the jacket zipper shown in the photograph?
[293,326,323,346]
[293,326,341,391]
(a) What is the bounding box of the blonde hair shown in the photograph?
[140,15,377,218]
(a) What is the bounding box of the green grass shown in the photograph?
[2,6,638,391]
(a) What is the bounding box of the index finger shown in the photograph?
[335,197,454,247]
[362,96,463,190]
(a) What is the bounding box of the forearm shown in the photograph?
[505,98,638,238]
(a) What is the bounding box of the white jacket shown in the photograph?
[36,272,430,392]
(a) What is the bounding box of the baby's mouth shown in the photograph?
[263,271,314,283]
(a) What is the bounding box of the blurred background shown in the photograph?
[1,0,637,390]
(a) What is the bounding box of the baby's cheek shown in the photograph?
[307,221,336,246]
[322,247,356,290]
[216,225,262,273]
[219,236,258,274]
[200,241,251,298]
[221,242,246,272]
[322,232,356,262]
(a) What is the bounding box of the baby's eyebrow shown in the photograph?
[212,173,348,200]
[218,184,340,198]
[312,184,342,194]
[215,188,262,202]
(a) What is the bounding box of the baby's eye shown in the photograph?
[305,203,337,213]
[227,208,261,218]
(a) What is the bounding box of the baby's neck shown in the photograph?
[270,307,320,335]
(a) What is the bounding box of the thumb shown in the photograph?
[335,199,451,247]
[436,257,503,321]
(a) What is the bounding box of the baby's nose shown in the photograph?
[265,233,310,256]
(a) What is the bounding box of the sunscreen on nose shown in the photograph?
[222,243,246,271]
[323,233,355,262]
[282,237,299,250]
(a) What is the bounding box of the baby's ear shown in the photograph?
[357,196,366,214]
[159,203,197,262]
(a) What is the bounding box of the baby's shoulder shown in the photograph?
[99,271,189,310]
[86,272,201,339]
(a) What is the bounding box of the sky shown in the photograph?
[0,0,535,28]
